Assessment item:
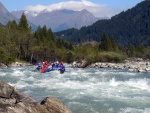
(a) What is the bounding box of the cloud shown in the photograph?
[25,0,126,18]
[26,5,47,12]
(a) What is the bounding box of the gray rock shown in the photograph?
[9,62,32,67]
[0,81,14,98]
[72,60,88,68]
[41,97,72,113]
[88,59,150,73]
[0,62,7,68]
[0,81,72,113]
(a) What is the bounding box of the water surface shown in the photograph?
[0,66,150,113]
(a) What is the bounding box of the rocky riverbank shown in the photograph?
[72,58,150,73]
[0,81,72,113]
[0,62,32,68]
[9,62,33,67]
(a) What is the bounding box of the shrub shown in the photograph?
[97,52,125,63]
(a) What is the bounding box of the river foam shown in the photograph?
[0,66,150,113]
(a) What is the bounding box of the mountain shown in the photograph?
[0,2,16,25]
[11,9,99,32]
[11,10,38,21]
[0,2,37,31]
[55,0,150,46]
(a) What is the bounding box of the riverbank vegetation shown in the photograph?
[0,13,150,65]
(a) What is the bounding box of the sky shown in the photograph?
[0,0,144,17]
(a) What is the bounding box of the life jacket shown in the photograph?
[41,61,48,73]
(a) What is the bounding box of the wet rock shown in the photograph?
[41,97,72,113]
[0,81,72,113]
[0,62,7,68]
[0,81,14,98]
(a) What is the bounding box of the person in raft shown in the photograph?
[59,61,65,73]
[40,61,48,72]
[43,61,50,69]
[60,61,64,68]
[36,62,42,71]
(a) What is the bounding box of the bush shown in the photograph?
[85,54,97,65]
[97,52,125,63]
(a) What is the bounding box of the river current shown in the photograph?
[0,65,150,113]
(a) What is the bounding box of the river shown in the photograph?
[0,65,150,113]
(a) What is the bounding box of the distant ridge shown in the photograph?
[0,2,37,31]
[55,0,150,46]
[11,9,99,32]
[0,2,16,25]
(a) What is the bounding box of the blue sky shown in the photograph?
[0,0,144,17]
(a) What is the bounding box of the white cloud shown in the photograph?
[25,0,126,18]
[26,5,47,12]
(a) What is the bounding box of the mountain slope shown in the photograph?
[0,2,16,25]
[55,0,150,46]
[11,9,99,32]
[0,2,37,31]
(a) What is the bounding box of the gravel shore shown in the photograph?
[72,58,150,73]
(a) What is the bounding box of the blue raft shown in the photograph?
[36,64,65,74]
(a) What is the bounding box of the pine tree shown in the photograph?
[110,36,117,51]
[6,20,17,30]
[42,25,47,37]
[18,12,29,31]
[98,33,110,51]
[126,44,135,57]
[47,28,54,41]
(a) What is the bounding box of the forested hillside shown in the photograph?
[0,13,150,65]
[55,0,150,46]
[0,13,74,64]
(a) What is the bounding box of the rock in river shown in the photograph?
[0,81,72,113]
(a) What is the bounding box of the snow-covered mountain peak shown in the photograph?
[24,10,38,17]
[40,8,53,13]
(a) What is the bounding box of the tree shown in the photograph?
[47,28,54,41]
[98,34,110,51]
[126,44,135,57]
[6,20,17,30]
[65,51,74,63]
[110,36,118,51]
[42,25,47,37]
[18,12,29,31]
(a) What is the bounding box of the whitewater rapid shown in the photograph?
[0,65,150,113]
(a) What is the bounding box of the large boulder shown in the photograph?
[41,97,72,113]
[0,81,14,98]
[0,81,72,113]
